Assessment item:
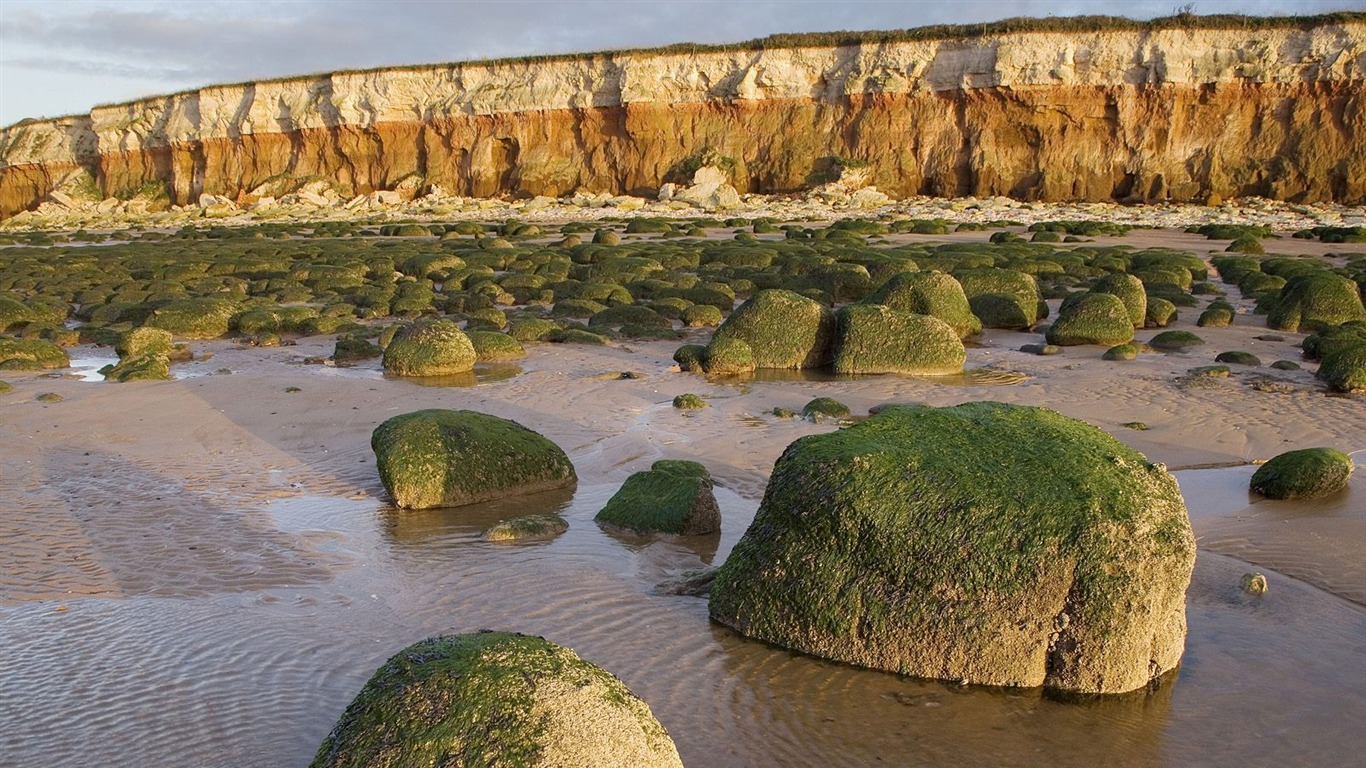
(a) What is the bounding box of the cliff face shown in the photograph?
[2,20,1364,217]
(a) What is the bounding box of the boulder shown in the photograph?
[709,402,1196,695]
[1267,273,1366,332]
[372,409,576,509]
[0,337,69,370]
[1250,447,1354,500]
[310,632,682,768]
[862,271,981,340]
[1091,273,1147,328]
[382,320,477,376]
[1317,344,1366,392]
[831,304,965,375]
[706,289,834,370]
[1046,292,1135,346]
[956,269,1043,330]
[595,460,720,535]
[672,165,741,210]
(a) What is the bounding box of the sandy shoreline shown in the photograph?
[1,219,1363,766]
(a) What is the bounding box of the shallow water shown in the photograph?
[1,473,1364,767]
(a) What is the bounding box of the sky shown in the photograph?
[1,0,1359,126]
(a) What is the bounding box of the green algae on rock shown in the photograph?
[707,289,834,370]
[372,409,576,510]
[862,271,982,340]
[831,304,965,375]
[595,460,720,535]
[1316,344,1366,393]
[1046,292,1135,347]
[1091,273,1147,328]
[466,330,527,361]
[1266,273,1366,333]
[1251,447,1355,500]
[310,632,682,768]
[0,337,69,370]
[709,402,1196,695]
[382,319,477,376]
[482,514,569,542]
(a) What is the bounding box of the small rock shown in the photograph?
[1241,572,1269,595]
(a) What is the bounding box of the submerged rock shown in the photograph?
[482,514,569,542]
[311,631,683,768]
[596,460,720,535]
[709,401,1196,695]
[1250,447,1354,500]
[372,409,576,509]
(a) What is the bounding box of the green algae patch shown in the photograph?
[467,330,527,361]
[372,409,576,510]
[1267,274,1366,333]
[1251,447,1354,500]
[1103,343,1139,361]
[832,304,965,375]
[595,460,720,535]
[383,320,477,377]
[708,289,834,369]
[1092,273,1147,328]
[482,514,569,542]
[1317,345,1366,393]
[709,402,1195,695]
[310,632,682,768]
[862,271,981,340]
[701,336,755,375]
[672,393,707,410]
[0,337,69,370]
[1148,330,1204,351]
[101,353,171,382]
[1046,293,1135,347]
[115,327,173,358]
[144,297,240,339]
[801,396,850,423]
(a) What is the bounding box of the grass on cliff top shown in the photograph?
[54,11,1362,127]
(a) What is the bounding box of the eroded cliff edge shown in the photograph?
[2,15,1364,218]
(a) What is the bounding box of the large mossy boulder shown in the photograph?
[115,327,174,358]
[372,409,576,509]
[831,304,965,375]
[382,320,477,377]
[862,271,982,340]
[311,632,683,768]
[1266,273,1366,332]
[1316,344,1366,392]
[595,460,720,535]
[1092,273,1148,328]
[709,402,1195,695]
[1250,447,1354,500]
[706,289,833,369]
[0,337,69,370]
[1045,292,1135,347]
[956,269,1042,330]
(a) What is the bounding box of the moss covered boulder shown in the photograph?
[863,271,981,339]
[311,632,682,768]
[832,304,965,375]
[709,402,1195,695]
[1267,274,1366,333]
[1250,447,1354,500]
[956,269,1042,330]
[467,330,527,361]
[101,354,171,382]
[1045,293,1135,347]
[595,460,720,535]
[1317,344,1366,393]
[115,327,174,358]
[372,410,576,509]
[707,289,834,369]
[383,320,477,377]
[1092,273,1147,328]
[0,337,69,370]
[144,297,239,339]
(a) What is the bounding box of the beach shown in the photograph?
[1,221,1364,766]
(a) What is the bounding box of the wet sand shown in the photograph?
[1,227,1364,766]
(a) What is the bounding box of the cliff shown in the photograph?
[3,14,1364,218]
